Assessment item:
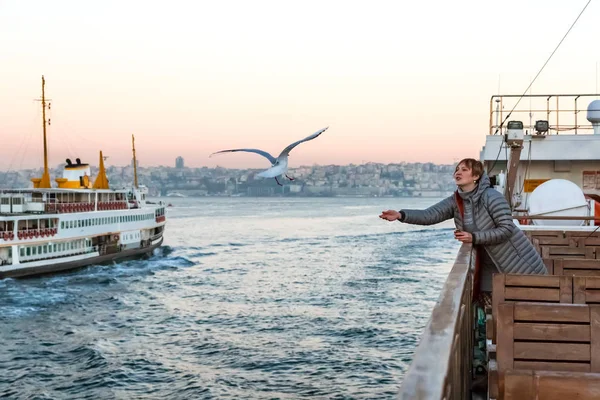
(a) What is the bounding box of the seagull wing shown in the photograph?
[277,127,328,158]
[209,148,277,164]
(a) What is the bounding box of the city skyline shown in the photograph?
[1,1,598,170]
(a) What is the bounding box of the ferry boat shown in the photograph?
[0,76,167,279]
[398,93,600,399]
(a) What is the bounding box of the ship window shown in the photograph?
[32,247,37,255]
[20,248,24,257]
[60,222,64,229]
[26,247,31,256]
[53,244,56,252]
[43,245,48,254]
[8,248,11,258]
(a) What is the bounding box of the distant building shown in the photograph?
[176,156,184,169]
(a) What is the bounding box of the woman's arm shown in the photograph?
[472,190,516,245]
[400,195,456,226]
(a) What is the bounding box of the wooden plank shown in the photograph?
[542,246,550,259]
[533,238,542,257]
[527,231,565,238]
[554,258,564,275]
[513,322,590,342]
[488,359,498,399]
[584,290,600,302]
[583,238,600,246]
[504,370,534,400]
[591,306,600,372]
[397,244,472,399]
[513,360,591,372]
[544,258,554,274]
[536,238,571,245]
[560,275,573,303]
[504,274,560,287]
[549,247,587,256]
[536,371,600,399]
[563,259,600,269]
[497,303,515,400]
[586,247,597,259]
[565,269,600,277]
[486,314,494,341]
[569,231,600,237]
[514,342,591,361]
[585,277,600,289]
[514,303,591,323]
[504,287,560,302]
[491,274,506,343]
[574,277,587,304]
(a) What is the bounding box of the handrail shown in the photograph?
[489,93,600,135]
[398,244,474,399]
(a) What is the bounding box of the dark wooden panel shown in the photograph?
[505,274,560,287]
[513,322,590,342]
[505,287,560,302]
[513,360,591,372]
[514,303,590,323]
[514,342,590,361]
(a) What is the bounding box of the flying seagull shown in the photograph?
[209,127,328,186]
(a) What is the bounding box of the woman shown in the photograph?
[380,158,547,297]
[380,158,547,389]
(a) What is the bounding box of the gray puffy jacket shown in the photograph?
[400,173,547,275]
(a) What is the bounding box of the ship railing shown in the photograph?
[489,93,600,136]
[16,228,58,240]
[398,244,474,400]
[42,201,128,213]
[19,245,99,263]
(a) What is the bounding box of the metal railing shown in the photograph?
[489,94,600,135]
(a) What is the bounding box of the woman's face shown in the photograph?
[454,163,480,186]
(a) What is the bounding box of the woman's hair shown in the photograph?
[455,158,484,181]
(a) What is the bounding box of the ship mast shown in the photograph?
[38,75,51,188]
[132,134,138,188]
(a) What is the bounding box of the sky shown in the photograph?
[0,0,598,170]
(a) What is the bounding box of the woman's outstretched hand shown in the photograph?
[454,230,473,243]
[379,210,401,221]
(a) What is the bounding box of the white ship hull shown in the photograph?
[0,201,167,279]
[0,237,163,279]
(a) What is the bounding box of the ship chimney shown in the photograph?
[586,100,600,135]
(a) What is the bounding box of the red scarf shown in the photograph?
[454,191,482,303]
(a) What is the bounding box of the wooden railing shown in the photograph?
[398,244,474,399]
